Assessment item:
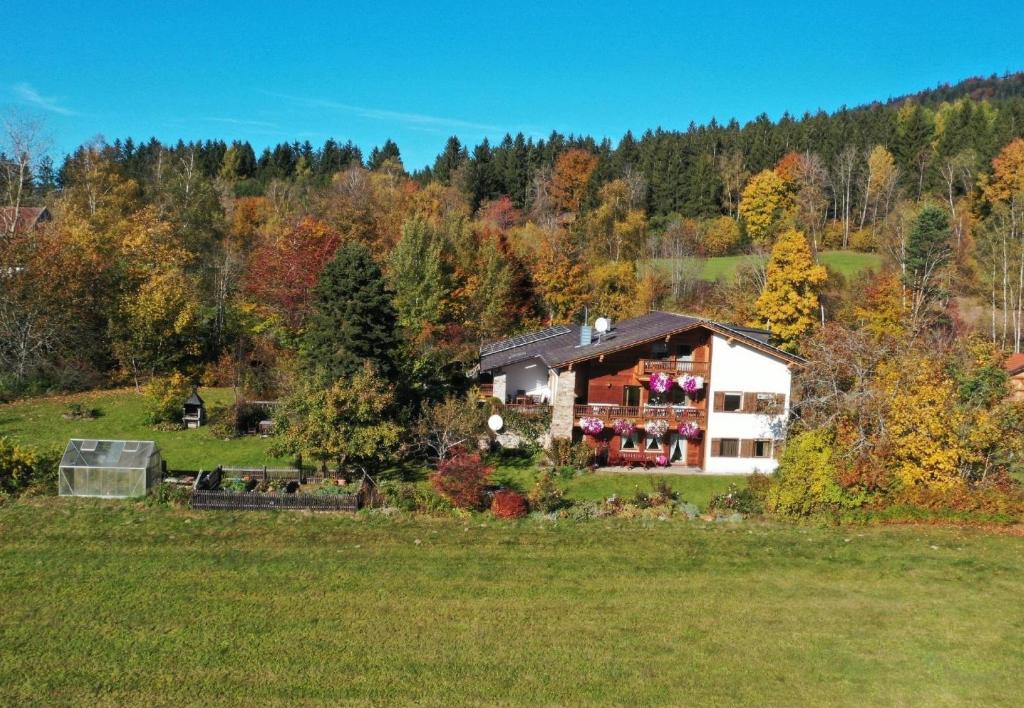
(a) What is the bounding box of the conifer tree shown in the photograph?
[390,216,450,330]
[303,242,399,383]
[755,229,828,351]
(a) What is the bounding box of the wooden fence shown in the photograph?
[189,490,357,512]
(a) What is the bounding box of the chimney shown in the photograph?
[579,325,593,346]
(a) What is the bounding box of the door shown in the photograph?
[668,433,687,464]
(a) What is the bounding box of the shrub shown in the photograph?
[429,452,493,510]
[849,227,876,251]
[146,372,191,425]
[545,439,593,470]
[0,436,59,497]
[147,483,192,507]
[527,470,566,512]
[378,480,453,514]
[767,429,863,517]
[491,489,528,518]
[501,407,551,453]
[708,483,763,514]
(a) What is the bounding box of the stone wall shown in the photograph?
[550,369,577,440]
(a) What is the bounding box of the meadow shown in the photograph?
[650,250,883,282]
[1,500,1022,705]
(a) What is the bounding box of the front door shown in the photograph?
[668,433,687,465]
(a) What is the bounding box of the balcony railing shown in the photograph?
[477,384,494,399]
[637,359,710,378]
[574,404,705,425]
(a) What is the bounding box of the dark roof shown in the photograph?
[0,207,51,235]
[184,389,204,406]
[479,311,799,372]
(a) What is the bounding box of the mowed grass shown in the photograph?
[650,250,883,283]
[0,387,284,470]
[1,501,1023,705]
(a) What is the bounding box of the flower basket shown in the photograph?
[612,418,635,436]
[580,417,605,436]
[648,372,673,394]
[655,454,669,467]
[679,375,699,395]
[644,419,669,438]
[677,421,701,441]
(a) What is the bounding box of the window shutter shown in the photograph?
[713,392,725,411]
[742,392,757,413]
[774,393,786,409]
[772,441,783,460]
[710,438,722,456]
[740,439,753,457]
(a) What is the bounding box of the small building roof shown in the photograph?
[0,207,51,235]
[1005,353,1024,376]
[184,389,204,406]
[60,439,159,469]
[479,311,800,372]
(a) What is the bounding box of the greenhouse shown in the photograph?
[58,439,162,498]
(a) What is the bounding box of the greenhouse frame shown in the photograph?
[58,439,162,498]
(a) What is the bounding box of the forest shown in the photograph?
[4,71,1024,517]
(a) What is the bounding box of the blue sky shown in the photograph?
[3,1,1022,169]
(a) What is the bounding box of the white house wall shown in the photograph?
[500,358,552,402]
[705,333,791,474]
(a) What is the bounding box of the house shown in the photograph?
[182,388,207,428]
[0,206,51,236]
[1004,353,1024,401]
[478,311,801,474]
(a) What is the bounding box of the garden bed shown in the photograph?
[189,489,357,512]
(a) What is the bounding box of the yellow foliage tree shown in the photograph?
[754,229,827,351]
[852,271,905,340]
[700,216,741,256]
[532,229,589,324]
[738,169,795,247]
[877,357,965,492]
[588,260,639,320]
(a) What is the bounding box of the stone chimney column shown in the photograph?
[550,369,577,440]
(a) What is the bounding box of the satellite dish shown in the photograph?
[487,414,504,432]
[594,317,610,334]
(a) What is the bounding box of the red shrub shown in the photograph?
[430,451,492,510]
[491,489,528,519]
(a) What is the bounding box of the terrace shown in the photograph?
[573,404,706,425]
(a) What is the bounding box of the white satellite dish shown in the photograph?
[594,317,610,333]
[487,414,504,432]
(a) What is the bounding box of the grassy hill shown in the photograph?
[0,387,283,470]
[650,250,883,283]
[1,501,1022,704]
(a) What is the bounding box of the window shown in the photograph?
[719,438,739,457]
[652,342,669,358]
[670,387,691,406]
[755,392,778,413]
[620,433,638,451]
[677,344,694,361]
[645,434,662,452]
[622,386,641,407]
[753,439,772,458]
[723,393,742,412]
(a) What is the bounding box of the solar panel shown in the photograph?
[480,325,571,357]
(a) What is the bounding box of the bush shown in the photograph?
[708,483,763,515]
[147,483,192,507]
[146,372,191,425]
[527,470,566,512]
[378,480,453,514]
[491,489,528,518]
[544,439,593,470]
[0,436,59,497]
[767,430,863,517]
[430,451,493,510]
[501,407,551,453]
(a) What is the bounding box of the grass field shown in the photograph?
[0,387,284,470]
[1,500,1022,705]
[650,250,883,283]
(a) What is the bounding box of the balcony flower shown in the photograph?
[580,417,605,436]
[612,418,635,436]
[677,421,701,441]
[679,374,699,395]
[655,454,669,467]
[649,372,673,394]
[644,419,669,438]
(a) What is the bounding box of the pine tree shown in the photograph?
[303,242,399,383]
[755,229,828,351]
[368,139,402,171]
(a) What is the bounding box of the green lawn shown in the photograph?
[0,387,284,470]
[1,500,1022,704]
[650,250,883,283]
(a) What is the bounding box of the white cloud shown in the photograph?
[12,83,77,116]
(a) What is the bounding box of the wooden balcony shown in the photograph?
[477,383,494,399]
[636,359,710,379]
[573,404,705,425]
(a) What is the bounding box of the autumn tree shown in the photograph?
[549,148,598,213]
[755,229,827,351]
[738,169,795,247]
[390,216,451,330]
[903,205,951,328]
[531,227,589,324]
